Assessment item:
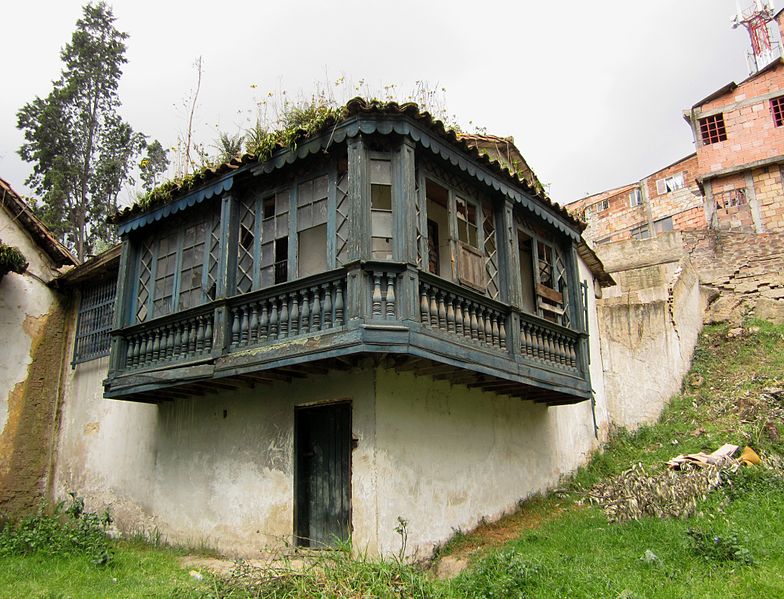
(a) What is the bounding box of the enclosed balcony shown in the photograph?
[106,100,596,405]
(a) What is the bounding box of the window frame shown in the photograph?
[72,276,117,365]
[771,95,784,127]
[629,188,643,207]
[699,113,727,145]
[132,210,214,324]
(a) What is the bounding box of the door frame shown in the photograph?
[293,399,353,548]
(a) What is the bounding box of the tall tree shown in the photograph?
[139,140,170,193]
[17,2,146,260]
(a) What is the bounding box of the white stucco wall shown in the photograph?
[372,366,602,558]
[0,207,61,444]
[596,236,705,429]
[54,363,379,556]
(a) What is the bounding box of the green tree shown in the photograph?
[139,139,170,193]
[17,2,145,260]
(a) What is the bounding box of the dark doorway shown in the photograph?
[294,402,351,547]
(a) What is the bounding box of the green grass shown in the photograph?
[1,320,782,598]
[0,541,200,599]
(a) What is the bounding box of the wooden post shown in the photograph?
[500,201,521,308]
[347,136,370,262]
[107,238,133,377]
[396,139,417,266]
[213,193,236,355]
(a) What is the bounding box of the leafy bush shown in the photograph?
[686,527,754,565]
[0,493,113,566]
[0,242,28,278]
[451,548,542,598]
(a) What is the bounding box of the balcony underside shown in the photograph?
[104,323,591,406]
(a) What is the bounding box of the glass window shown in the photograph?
[456,196,479,248]
[259,190,290,287]
[297,175,329,278]
[371,158,393,260]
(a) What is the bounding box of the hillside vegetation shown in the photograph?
[1,320,782,598]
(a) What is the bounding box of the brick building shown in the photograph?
[569,5,784,245]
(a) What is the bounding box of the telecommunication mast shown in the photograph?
[732,0,781,74]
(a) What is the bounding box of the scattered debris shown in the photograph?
[726,327,745,338]
[586,462,725,523]
[740,446,761,466]
[667,443,739,470]
[689,373,705,388]
[691,427,707,438]
[189,570,204,581]
[640,549,659,564]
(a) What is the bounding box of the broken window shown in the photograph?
[629,188,643,207]
[297,175,328,278]
[771,95,784,127]
[714,188,747,210]
[455,195,485,289]
[178,220,207,310]
[425,178,450,279]
[517,231,536,313]
[370,158,393,260]
[260,190,290,287]
[535,240,569,325]
[73,277,116,365]
[655,173,685,195]
[699,114,727,145]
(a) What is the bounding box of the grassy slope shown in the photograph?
[1,321,782,598]
[0,541,200,599]
[441,320,784,598]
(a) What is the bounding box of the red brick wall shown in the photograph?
[694,66,784,175]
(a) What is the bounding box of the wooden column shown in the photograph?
[212,193,236,355]
[107,238,133,377]
[347,136,370,262]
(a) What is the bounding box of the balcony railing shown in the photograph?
[418,272,508,352]
[111,263,587,392]
[227,270,346,350]
[122,303,214,371]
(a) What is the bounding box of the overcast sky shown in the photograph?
[0,1,759,207]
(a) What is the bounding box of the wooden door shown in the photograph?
[295,402,351,547]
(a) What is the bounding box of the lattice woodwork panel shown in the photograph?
[415,169,423,268]
[206,204,221,300]
[236,196,256,294]
[136,239,153,322]
[555,248,570,327]
[335,169,350,266]
[483,203,499,299]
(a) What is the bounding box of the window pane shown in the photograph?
[275,190,289,214]
[371,211,393,238]
[298,224,327,277]
[314,175,328,199]
[372,237,393,260]
[298,179,313,207]
[371,184,392,210]
[370,159,392,185]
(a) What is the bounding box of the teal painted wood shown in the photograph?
[295,402,351,548]
[347,137,369,262]
[108,241,133,377]
[501,202,522,309]
[217,194,233,298]
[326,159,338,270]
[118,176,234,235]
[398,139,417,266]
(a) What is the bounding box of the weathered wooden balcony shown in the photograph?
[106,262,590,405]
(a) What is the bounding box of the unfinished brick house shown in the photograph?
[569,2,784,244]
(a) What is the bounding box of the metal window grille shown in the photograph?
[699,114,727,145]
[72,278,116,365]
[771,96,784,127]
